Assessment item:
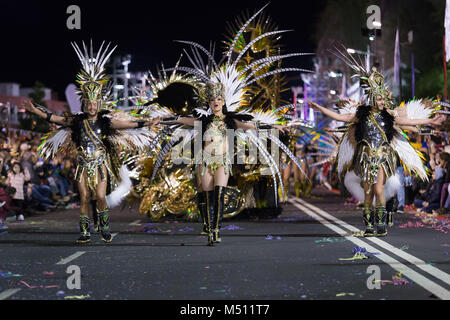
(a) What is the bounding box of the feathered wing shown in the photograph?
[336,127,356,177]
[38,128,75,159]
[150,127,197,182]
[403,99,434,119]
[236,130,283,205]
[105,111,158,151]
[390,98,433,181]
[391,131,428,181]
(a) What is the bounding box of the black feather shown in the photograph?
[144,82,199,116]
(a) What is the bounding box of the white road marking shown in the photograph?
[294,197,450,286]
[129,220,141,226]
[111,233,118,239]
[0,288,21,300]
[56,251,86,265]
[289,199,450,300]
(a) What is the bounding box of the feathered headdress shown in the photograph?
[332,46,394,108]
[165,3,313,114]
[71,40,117,111]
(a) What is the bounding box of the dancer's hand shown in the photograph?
[148,117,160,128]
[275,125,290,133]
[307,101,321,110]
[431,114,446,126]
[22,101,36,113]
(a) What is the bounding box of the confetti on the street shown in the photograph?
[20,281,59,289]
[265,235,282,240]
[336,292,355,297]
[64,294,91,300]
[373,271,410,286]
[177,227,194,232]
[339,252,368,261]
[221,225,244,231]
[315,237,348,243]
[0,271,22,278]
[352,246,380,255]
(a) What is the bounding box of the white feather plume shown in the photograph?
[404,99,433,119]
[391,134,428,181]
[106,165,132,208]
[344,171,400,205]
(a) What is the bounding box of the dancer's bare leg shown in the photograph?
[77,173,90,217]
[213,166,229,187]
[374,168,386,206]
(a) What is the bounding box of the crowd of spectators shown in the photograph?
[401,129,450,215]
[0,129,78,229]
[300,97,450,217]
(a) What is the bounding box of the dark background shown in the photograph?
[0,0,327,98]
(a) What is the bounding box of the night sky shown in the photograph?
[0,0,327,99]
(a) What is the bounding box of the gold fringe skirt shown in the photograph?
[74,148,116,193]
[352,141,397,186]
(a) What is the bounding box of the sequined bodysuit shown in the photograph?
[353,111,396,186]
[74,119,113,192]
[201,115,232,176]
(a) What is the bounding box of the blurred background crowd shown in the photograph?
[0,129,78,229]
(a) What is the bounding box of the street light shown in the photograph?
[373,21,382,28]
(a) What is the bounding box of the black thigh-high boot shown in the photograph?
[97,208,112,243]
[375,205,388,236]
[212,186,225,243]
[205,190,215,246]
[362,205,375,237]
[76,216,91,243]
[197,192,208,235]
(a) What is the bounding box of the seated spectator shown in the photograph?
[433,152,450,215]
[414,165,445,213]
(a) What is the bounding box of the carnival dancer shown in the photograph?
[308,59,445,237]
[24,41,159,243]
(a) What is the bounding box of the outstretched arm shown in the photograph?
[110,118,159,130]
[23,101,71,126]
[160,116,196,126]
[394,114,446,126]
[234,120,290,133]
[308,101,355,123]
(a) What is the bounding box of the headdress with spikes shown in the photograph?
[164,3,313,113]
[331,46,394,108]
[71,40,117,112]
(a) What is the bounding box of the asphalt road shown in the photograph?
[0,188,449,302]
